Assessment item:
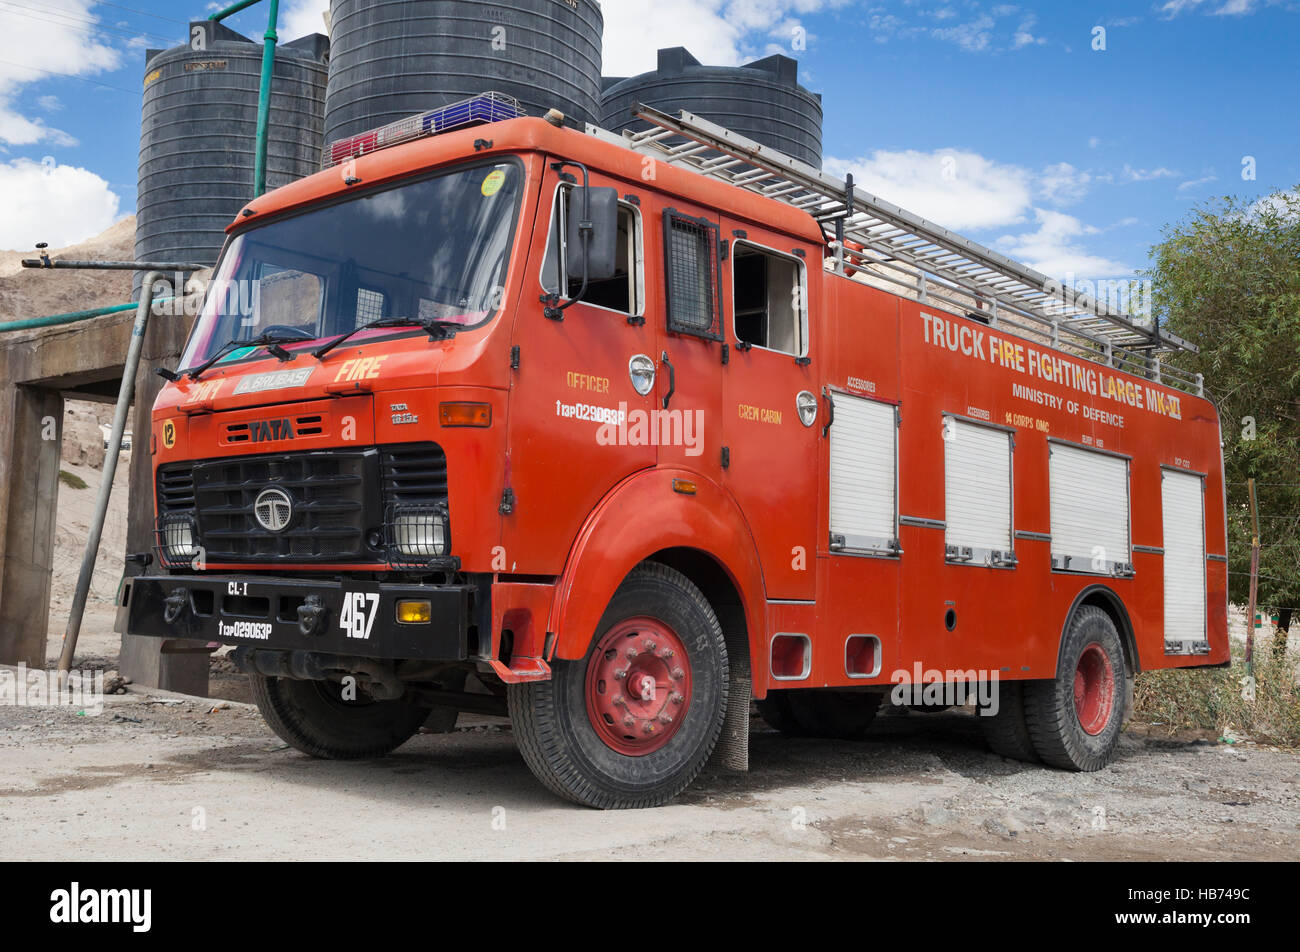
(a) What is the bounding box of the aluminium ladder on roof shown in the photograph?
[586,105,1203,398]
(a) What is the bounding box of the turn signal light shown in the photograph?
[396,600,432,625]
[439,402,491,427]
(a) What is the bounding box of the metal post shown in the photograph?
[253,0,280,197]
[58,272,164,679]
[1245,478,1260,682]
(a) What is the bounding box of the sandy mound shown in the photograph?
[0,216,137,322]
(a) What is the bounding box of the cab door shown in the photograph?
[501,162,656,574]
[719,223,820,600]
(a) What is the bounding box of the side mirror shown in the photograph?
[566,186,619,282]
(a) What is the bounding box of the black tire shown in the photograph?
[978,680,1040,763]
[905,702,952,714]
[786,690,883,740]
[755,692,805,736]
[1024,606,1128,771]
[507,562,728,809]
[249,673,429,759]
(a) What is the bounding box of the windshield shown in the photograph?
[179,160,524,370]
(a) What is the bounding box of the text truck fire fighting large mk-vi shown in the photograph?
[123,93,1229,808]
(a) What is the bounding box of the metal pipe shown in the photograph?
[208,0,263,21]
[253,0,280,197]
[21,259,205,271]
[58,272,164,678]
[0,301,137,333]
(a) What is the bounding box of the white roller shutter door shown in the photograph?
[1162,470,1206,650]
[828,394,897,554]
[945,419,1013,561]
[1049,443,1132,574]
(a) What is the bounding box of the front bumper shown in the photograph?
[123,574,473,661]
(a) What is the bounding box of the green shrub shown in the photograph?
[1133,639,1300,747]
[58,470,88,490]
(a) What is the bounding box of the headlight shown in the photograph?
[393,509,448,558]
[163,516,199,561]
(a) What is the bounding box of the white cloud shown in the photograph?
[1178,174,1219,191]
[280,0,331,41]
[0,157,120,251]
[823,147,1139,280]
[280,0,852,74]
[996,209,1132,278]
[0,0,120,147]
[1121,164,1179,183]
[1158,0,1279,16]
[824,148,1039,231]
[1039,162,1091,205]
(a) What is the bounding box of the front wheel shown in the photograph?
[249,674,430,759]
[1024,606,1129,771]
[508,562,729,809]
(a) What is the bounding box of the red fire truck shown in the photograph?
[123,94,1228,809]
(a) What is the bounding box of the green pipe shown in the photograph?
[207,0,279,198]
[208,0,263,22]
[0,299,174,334]
[253,0,280,197]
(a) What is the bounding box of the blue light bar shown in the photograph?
[325,92,525,167]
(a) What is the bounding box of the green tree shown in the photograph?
[1147,187,1300,648]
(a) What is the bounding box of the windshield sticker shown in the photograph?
[233,366,315,395]
[481,169,506,197]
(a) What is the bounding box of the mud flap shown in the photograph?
[708,606,750,772]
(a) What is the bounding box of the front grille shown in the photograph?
[157,443,449,567]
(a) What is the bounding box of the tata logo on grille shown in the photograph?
[253,488,294,532]
[250,418,295,443]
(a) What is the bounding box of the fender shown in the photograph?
[547,467,769,685]
[1057,584,1139,677]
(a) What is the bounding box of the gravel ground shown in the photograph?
[2,667,1296,862]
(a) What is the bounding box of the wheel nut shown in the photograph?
[612,694,625,706]
[671,668,685,680]
[614,668,627,680]
[670,692,684,705]
[658,713,673,725]
[623,715,635,727]
[643,722,657,734]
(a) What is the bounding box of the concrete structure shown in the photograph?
[0,305,208,694]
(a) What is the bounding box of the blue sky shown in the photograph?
[0,0,1296,290]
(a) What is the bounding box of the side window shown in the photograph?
[355,287,386,326]
[663,209,722,340]
[255,263,323,334]
[541,185,642,315]
[732,242,807,357]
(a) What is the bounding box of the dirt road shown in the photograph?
[2,675,1295,861]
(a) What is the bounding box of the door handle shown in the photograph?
[661,351,675,410]
[822,387,835,437]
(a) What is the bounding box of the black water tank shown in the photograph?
[135,19,329,279]
[600,48,823,168]
[323,0,603,145]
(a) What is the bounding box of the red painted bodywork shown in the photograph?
[151,116,1229,692]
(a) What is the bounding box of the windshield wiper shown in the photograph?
[311,317,458,362]
[185,333,305,381]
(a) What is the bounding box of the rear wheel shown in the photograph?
[978,680,1040,763]
[249,674,429,759]
[508,562,728,809]
[759,689,882,740]
[1024,606,1128,771]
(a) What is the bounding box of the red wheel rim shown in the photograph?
[1073,642,1116,736]
[585,616,692,756]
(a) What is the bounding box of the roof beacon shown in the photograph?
[323,91,524,168]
